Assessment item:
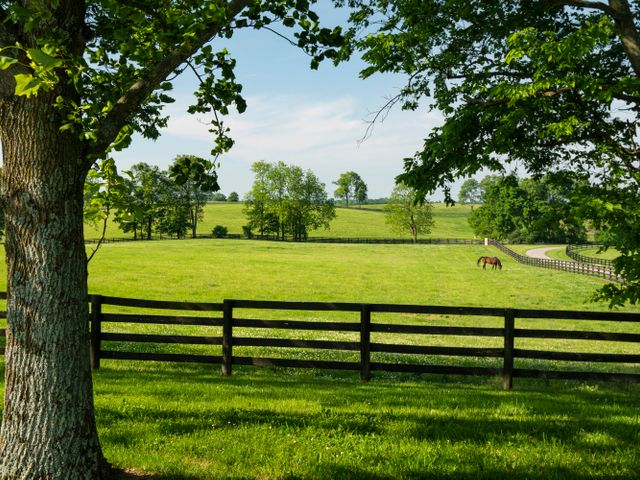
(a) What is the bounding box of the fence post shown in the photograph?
[502,309,515,390]
[222,299,233,376]
[90,295,102,370]
[360,304,372,382]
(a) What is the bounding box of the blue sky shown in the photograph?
[0,6,451,200]
[111,5,448,200]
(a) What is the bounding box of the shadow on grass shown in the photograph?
[92,363,640,480]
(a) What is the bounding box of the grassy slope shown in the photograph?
[78,240,627,310]
[84,202,477,240]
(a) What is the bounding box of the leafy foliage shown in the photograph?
[457,178,482,204]
[383,184,434,242]
[169,155,219,238]
[333,171,368,206]
[467,174,587,243]
[244,161,336,240]
[339,0,640,305]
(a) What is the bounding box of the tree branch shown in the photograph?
[543,0,616,15]
[88,0,252,158]
[609,0,640,77]
[464,87,573,106]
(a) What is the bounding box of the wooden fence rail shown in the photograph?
[89,296,640,388]
[0,294,638,389]
[566,244,615,268]
[491,241,625,283]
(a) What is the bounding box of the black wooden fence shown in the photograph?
[72,295,640,390]
[491,241,625,283]
[85,234,483,245]
[566,244,615,268]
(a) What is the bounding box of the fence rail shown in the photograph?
[1,294,637,388]
[566,244,616,268]
[491,241,625,283]
[85,234,482,246]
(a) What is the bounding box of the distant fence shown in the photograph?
[85,234,482,246]
[491,241,625,284]
[2,294,636,389]
[566,244,615,268]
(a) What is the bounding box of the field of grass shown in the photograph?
[5,213,640,479]
[86,363,640,479]
[84,202,476,240]
[578,247,620,260]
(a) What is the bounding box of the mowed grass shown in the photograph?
[87,363,640,480]
[0,240,639,478]
[84,202,476,240]
[77,239,628,310]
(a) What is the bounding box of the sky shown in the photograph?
[0,5,452,200]
[109,5,449,200]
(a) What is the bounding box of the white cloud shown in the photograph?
[117,93,444,199]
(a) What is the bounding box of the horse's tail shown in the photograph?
[477,256,484,266]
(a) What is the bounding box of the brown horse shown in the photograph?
[477,256,502,270]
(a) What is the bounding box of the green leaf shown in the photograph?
[27,48,63,69]
[0,56,18,70]
[14,73,43,97]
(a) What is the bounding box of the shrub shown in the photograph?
[212,225,228,238]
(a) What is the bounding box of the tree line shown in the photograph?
[84,155,219,241]
[459,174,588,244]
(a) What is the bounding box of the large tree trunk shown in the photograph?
[0,94,109,478]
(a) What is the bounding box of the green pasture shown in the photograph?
[84,202,476,240]
[0,239,639,478]
[578,246,620,261]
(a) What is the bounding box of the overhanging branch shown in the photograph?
[543,0,615,16]
[88,0,251,159]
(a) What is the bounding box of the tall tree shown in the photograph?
[457,178,482,204]
[169,154,219,238]
[244,161,336,240]
[333,171,367,207]
[340,0,640,305]
[383,184,434,242]
[0,2,343,477]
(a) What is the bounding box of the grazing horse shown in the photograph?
[477,256,502,270]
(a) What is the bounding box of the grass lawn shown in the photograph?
[89,364,640,479]
[0,239,638,479]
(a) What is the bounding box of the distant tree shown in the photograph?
[384,185,434,243]
[244,161,277,237]
[468,174,587,243]
[228,191,240,202]
[169,155,219,238]
[114,163,168,240]
[83,158,130,258]
[333,171,367,207]
[458,179,482,204]
[211,192,227,202]
[245,161,335,240]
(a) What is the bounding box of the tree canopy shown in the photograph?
[340,0,640,305]
[333,171,368,206]
[244,161,336,240]
[468,174,588,243]
[383,184,434,242]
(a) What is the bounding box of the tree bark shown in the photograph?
[0,93,109,479]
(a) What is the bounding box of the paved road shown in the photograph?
[526,246,564,259]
